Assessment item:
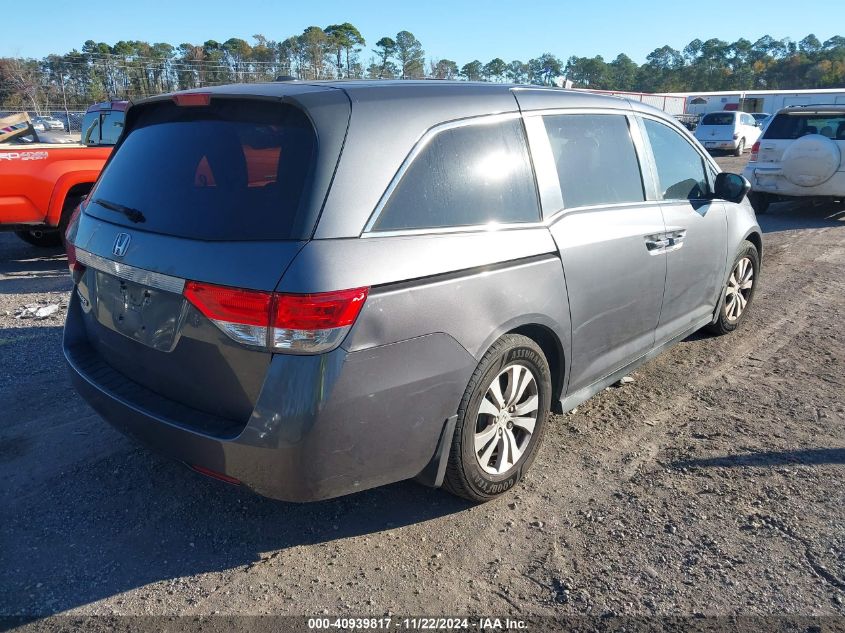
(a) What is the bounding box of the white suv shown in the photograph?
[695,111,761,156]
[744,105,845,214]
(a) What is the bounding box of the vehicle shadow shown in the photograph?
[672,448,845,470]
[0,235,69,295]
[0,324,472,617]
[757,199,845,234]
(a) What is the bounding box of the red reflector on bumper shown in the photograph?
[190,464,241,485]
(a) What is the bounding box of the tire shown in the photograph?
[443,333,552,502]
[733,138,745,157]
[749,192,771,215]
[15,228,62,248]
[57,195,83,248]
[707,240,760,336]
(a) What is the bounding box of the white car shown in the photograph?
[695,111,762,156]
[32,115,65,131]
[743,105,845,214]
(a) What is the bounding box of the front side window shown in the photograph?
[643,118,709,201]
[371,118,539,232]
[542,114,645,209]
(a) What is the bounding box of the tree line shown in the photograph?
[1,25,844,112]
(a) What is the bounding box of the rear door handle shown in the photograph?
[645,237,671,252]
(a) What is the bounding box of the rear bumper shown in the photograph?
[744,166,845,198]
[64,294,475,502]
[699,139,740,151]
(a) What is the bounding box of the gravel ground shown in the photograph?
[1,154,844,626]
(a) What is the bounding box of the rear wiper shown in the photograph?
[92,198,146,223]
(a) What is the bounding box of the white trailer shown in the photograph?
[573,89,688,115]
[675,89,845,116]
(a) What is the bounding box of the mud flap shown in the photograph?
[413,415,458,488]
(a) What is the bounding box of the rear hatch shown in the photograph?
[754,110,845,164]
[695,112,737,145]
[68,88,350,434]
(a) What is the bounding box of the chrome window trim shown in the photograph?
[361,112,527,236]
[545,200,663,227]
[360,221,548,239]
[75,248,186,294]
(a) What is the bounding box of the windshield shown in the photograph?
[86,99,318,241]
[701,113,735,126]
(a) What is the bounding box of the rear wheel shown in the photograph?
[733,138,745,157]
[707,240,759,335]
[443,334,552,502]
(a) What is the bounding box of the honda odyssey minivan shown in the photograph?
[64,82,762,503]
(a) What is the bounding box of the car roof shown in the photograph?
[775,104,845,115]
[85,100,129,113]
[146,79,674,117]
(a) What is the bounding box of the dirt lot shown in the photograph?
[1,154,843,626]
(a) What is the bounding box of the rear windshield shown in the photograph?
[82,110,125,146]
[700,113,735,126]
[86,99,317,241]
[764,113,845,140]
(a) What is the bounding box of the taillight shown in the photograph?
[173,92,211,107]
[749,141,760,162]
[272,288,369,353]
[183,282,273,348]
[183,281,368,354]
[65,206,85,279]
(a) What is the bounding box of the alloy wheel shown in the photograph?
[725,256,754,321]
[474,363,539,475]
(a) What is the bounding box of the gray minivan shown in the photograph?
[64,82,762,503]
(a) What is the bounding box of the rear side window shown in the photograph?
[701,113,735,126]
[764,113,845,140]
[543,114,645,208]
[371,118,539,232]
[87,100,317,241]
[643,118,709,201]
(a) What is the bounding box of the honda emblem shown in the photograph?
[112,233,131,257]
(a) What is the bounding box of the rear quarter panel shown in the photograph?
[0,144,111,226]
[279,228,572,389]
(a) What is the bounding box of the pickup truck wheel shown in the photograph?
[733,138,745,157]
[443,334,551,503]
[707,240,759,336]
[14,228,62,248]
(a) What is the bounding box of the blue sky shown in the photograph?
[6,0,844,65]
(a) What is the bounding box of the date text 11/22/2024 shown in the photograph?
[307,617,528,630]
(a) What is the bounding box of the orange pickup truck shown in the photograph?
[0,101,126,247]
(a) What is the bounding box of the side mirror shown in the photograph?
[714,172,750,203]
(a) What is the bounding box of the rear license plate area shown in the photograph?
[93,271,185,351]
